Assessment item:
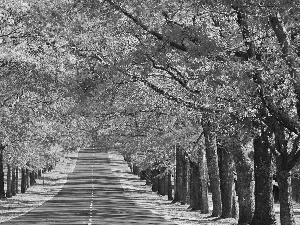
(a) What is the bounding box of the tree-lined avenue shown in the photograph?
[3,148,174,225]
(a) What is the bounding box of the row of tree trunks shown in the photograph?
[128,162,174,201]
[125,128,297,225]
[0,145,53,198]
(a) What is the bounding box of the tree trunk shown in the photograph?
[11,166,16,196]
[232,181,238,219]
[6,164,12,198]
[232,141,255,225]
[277,169,295,225]
[203,120,222,217]
[151,169,158,192]
[15,167,19,194]
[26,168,30,188]
[38,169,42,179]
[145,169,152,185]
[274,123,295,225]
[0,146,5,198]
[132,164,139,175]
[158,169,165,195]
[190,160,201,210]
[140,170,146,180]
[186,160,191,205]
[173,145,184,203]
[291,176,300,203]
[199,145,209,213]
[218,147,235,218]
[21,168,26,193]
[30,171,36,186]
[251,135,276,225]
[181,155,188,205]
[167,173,173,200]
[164,171,168,196]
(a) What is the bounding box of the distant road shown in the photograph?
[3,148,175,225]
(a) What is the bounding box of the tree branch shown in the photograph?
[140,78,213,113]
[104,0,188,52]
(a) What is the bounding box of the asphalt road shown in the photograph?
[3,148,175,225]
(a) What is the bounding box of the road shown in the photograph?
[3,148,175,225]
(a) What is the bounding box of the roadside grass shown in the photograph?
[0,151,78,223]
[108,150,300,225]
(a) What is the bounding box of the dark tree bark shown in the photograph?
[158,168,165,195]
[203,120,222,217]
[164,171,168,196]
[30,171,36,186]
[15,167,19,194]
[11,166,16,196]
[277,170,295,225]
[38,169,42,179]
[218,147,235,218]
[189,160,201,210]
[26,168,30,188]
[251,135,276,225]
[186,161,191,205]
[140,170,146,180]
[21,168,26,193]
[151,169,158,192]
[232,140,255,225]
[172,145,184,203]
[145,169,152,185]
[274,124,296,225]
[291,176,300,203]
[0,146,5,198]
[181,155,188,205]
[167,173,173,200]
[132,164,139,175]
[6,164,12,198]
